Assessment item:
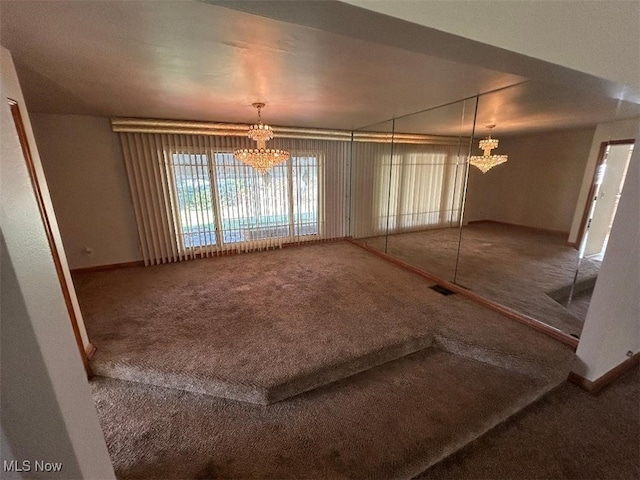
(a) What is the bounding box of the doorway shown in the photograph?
[7,98,93,377]
[581,141,634,260]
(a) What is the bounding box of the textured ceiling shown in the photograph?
[1,0,638,135]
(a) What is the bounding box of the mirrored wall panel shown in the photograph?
[349,78,638,340]
[350,98,477,283]
[456,81,636,338]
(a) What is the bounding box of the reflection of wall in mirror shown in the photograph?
[464,128,594,236]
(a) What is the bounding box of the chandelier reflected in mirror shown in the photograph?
[234,103,290,174]
[469,124,508,173]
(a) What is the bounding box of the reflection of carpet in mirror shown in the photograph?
[547,277,596,322]
[560,290,593,321]
[361,222,601,337]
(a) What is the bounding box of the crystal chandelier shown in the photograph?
[234,103,290,174]
[469,125,508,173]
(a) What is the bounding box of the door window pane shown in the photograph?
[214,153,292,243]
[172,153,216,247]
[170,151,320,249]
[292,156,319,236]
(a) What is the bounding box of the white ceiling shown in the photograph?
[1,0,639,135]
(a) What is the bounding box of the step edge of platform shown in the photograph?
[266,335,436,403]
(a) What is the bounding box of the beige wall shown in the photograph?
[31,114,141,269]
[465,128,594,233]
[1,45,114,479]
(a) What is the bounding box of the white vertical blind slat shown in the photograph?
[172,135,191,261]
[139,134,160,261]
[143,134,171,263]
[165,134,187,262]
[120,134,151,265]
[152,134,178,263]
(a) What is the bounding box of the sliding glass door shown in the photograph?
[170,151,321,251]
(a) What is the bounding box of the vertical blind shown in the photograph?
[351,141,467,238]
[384,143,467,233]
[119,133,349,265]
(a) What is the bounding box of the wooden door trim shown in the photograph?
[7,98,93,377]
[575,139,634,249]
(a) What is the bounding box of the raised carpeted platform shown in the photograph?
[76,242,572,405]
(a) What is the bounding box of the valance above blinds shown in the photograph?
[111,117,465,145]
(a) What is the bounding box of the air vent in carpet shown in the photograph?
[429,285,456,296]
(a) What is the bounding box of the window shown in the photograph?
[170,151,321,250]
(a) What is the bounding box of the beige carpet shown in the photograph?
[419,365,640,480]
[361,223,601,336]
[92,348,556,480]
[75,242,572,404]
[76,242,577,478]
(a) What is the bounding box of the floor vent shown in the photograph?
[429,285,456,296]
